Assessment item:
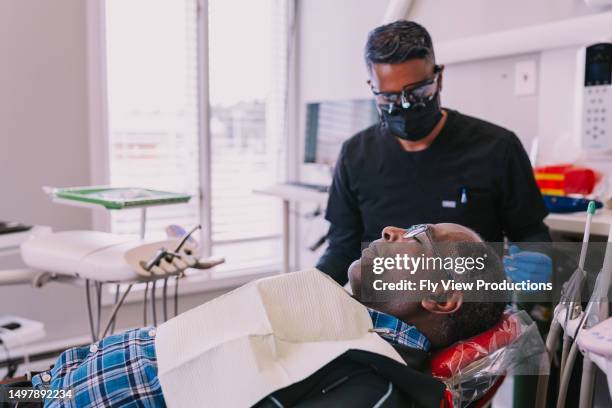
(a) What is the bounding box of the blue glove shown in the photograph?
[503,245,552,284]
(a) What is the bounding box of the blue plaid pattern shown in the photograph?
[368,309,431,351]
[32,327,164,408]
[30,311,429,407]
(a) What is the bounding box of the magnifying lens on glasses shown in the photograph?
[373,65,443,113]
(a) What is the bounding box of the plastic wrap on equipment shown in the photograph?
[431,310,549,407]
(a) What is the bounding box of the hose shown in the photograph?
[85,280,97,342]
[541,201,596,406]
[143,282,149,326]
[95,282,102,338]
[162,277,169,322]
[152,280,158,326]
[535,320,562,408]
[560,336,570,380]
[101,284,134,338]
[579,356,595,408]
[174,274,180,317]
[110,284,120,334]
[556,341,579,408]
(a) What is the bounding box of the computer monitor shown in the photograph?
[304,98,378,166]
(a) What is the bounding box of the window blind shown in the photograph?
[104,0,291,271]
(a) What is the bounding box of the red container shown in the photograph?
[534,165,596,196]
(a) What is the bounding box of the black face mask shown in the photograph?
[379,93,442,141]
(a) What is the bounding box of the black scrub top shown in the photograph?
[316,109,550,284]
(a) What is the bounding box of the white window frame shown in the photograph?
[86,0,298,294]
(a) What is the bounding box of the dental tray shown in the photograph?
[50,186,192,210]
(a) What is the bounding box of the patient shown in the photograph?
[349,223,507,350]
[11,223,506,408]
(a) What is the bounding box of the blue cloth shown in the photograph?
[32,327,164,408]
[368,309,431,351]
[32,311,430,407]
[503,244,553,285]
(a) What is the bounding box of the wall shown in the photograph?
[297,0,597,104]
[0,0,92,231]
[409,0,596,42]
[294,0,610,270]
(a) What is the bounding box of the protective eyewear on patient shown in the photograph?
[403,224,455,281]
[403,224,438,251]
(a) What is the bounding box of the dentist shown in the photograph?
[316,21,552,289]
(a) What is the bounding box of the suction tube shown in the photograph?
[561,202,595,377]
[536,201,596,408]
[557,219,612,408]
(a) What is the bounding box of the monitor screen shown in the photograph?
[304,99,378,166]
[585,61,611,86]
[584,43,612,86]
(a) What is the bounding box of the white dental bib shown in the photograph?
[155,269,405,408]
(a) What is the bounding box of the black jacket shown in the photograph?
[253,347,445,408]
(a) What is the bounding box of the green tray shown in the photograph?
[53,187,192,210]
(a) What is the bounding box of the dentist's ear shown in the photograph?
[421,290,462,314]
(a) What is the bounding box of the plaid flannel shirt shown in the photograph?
[32,311,429,407]
[32,327,164,408]
[368,308,431,351]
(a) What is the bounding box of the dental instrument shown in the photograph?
[0,186,224,372]
[560,202,596,377]
[555,222,612,408]
[535,201,596,408]
[10,225,224,342]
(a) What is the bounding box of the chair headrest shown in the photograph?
[430,312,521,379]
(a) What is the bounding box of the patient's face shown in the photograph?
[347,223,480,320]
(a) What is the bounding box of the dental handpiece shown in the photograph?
[557,212,612,408]
[536,201,596,408]
[144,248,167,272]
[561,201,595,376]
[174,225,201,253]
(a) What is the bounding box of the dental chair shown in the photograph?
[431,310,547,408]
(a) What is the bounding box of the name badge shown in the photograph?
[442,200,456,208]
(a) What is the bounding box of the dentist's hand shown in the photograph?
[503,245,552,285]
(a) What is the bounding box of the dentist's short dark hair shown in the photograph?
[364,20,435,70]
